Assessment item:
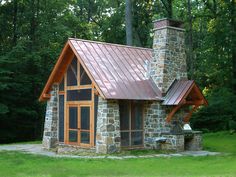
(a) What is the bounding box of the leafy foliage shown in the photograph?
[0,0,235,143]
[192,88,236,132]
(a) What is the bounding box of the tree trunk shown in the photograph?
[30,0,36,45]
[230,0,236,92]
[12,0,18,45]
[187,0,194,79]
[125,0,133,46]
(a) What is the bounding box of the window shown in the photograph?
[59,78,64,91]
[68,106,78,143]
[119,101,143,147]
[80,65,92,85]
[67,58,77,86]
[67,89,92,101]
[66,57,92,87]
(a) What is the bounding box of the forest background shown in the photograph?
[0,0,235,143]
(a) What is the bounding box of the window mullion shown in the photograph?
[78,60,80,86]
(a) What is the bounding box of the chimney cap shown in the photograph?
[153,18,184,29]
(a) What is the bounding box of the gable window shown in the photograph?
[67,58,77,86]
[80,64,92,85]
[119,101,143,147]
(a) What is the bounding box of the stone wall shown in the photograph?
[42,84,59,149]
[96,97,121,154]
[184,132,202,151]
[143,100,202,151]
[143,101,170,148]
[143,19,196,152]
[150,25,188,94]
[161,134,185,151]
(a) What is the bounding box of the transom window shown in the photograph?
[119,101,143,147]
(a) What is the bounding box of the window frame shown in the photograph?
[57,56,96,148]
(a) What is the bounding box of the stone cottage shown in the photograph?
[39,19,207,154]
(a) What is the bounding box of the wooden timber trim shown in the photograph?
[43,94,51,99]
[39,42,72,101]
[182,100,205,105]
[65,102,94,147]
[192,84,208,105]
[179,83,208,106]
[166,104,182,123]
[39,40,104,102]
[165,81,208,123]
[166,100,205,123]
[183,104,200,123]
[177,82,208,106]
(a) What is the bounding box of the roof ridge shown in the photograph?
[69,38,153,51]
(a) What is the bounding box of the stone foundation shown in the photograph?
[95,97,121,154]
[57,144,95,154]
[42,84,59,149]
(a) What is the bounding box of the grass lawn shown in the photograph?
[0,132,236,177]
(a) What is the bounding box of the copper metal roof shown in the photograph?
[69,38,162,100]
[162,80,195,105]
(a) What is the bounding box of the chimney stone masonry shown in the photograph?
[150,18,188,94]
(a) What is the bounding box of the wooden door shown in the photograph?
[66,104,92,147]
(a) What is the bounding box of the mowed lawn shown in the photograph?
[0,132,236,177]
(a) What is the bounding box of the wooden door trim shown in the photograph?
[65,103,93,147]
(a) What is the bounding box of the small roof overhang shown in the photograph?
[163,80,208,123]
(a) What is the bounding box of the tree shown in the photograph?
[160,0,173,18]
[0,0,236,143]
[125,0,133,45]
[187,0,194,79]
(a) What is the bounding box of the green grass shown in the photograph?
[203,131,236,154]
[0,132,236,177]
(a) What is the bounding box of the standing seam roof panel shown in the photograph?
[163,80,194,105]
[91,42,130,98]
[83,41,125,98]
[111,45,146,99]
[105,44,143,99]
[95,43,134,99]
[69,38,162,100]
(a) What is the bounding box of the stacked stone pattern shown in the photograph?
[42,84,59,149]
[96,97,121,153]
[150,27,188,93]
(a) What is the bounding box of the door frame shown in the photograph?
[65,102,94,147]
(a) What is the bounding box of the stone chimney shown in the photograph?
[150,18,188,94]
